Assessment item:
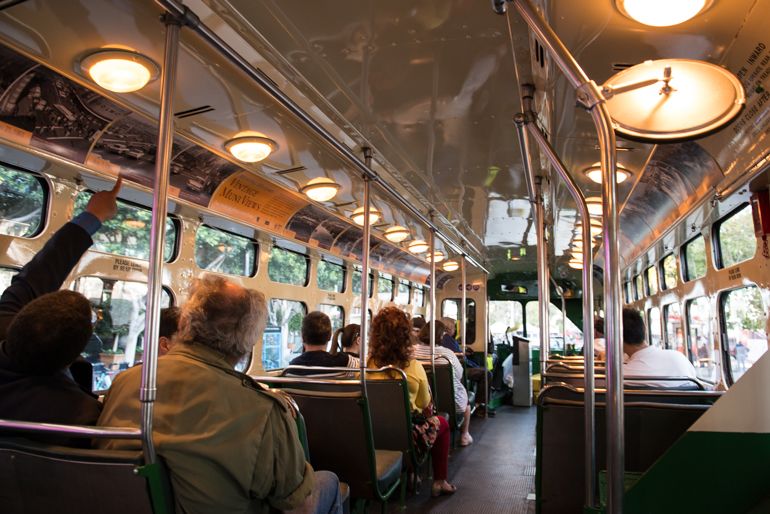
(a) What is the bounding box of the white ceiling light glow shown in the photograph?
[224,136,278,163]
[426,251,445,263]
[408,239,429,253]
[300,177,341,202]
[585,197,603,216]
[616,0,711,27]
[384,225,410,243]
[81,49,160,93]
[585,162,631,184]
[351,206,382,226]
[443,261,459,272]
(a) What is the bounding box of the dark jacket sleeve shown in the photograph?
[0,222,93,340]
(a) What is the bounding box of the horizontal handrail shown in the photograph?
[541,397,712,412]
[539,383,724,398]
[0,419,141,439]
[253,365,408,382]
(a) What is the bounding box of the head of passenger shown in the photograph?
[158,306,182,357]
[411,316,426,339]
[331,323,360,355]
[4,290,93,375]
[440,317,457,338]
[173,275,267,366]
[369,306,412,369]
[301,311,332,352]
[594,318,605,339]
[622,308,647,355]
[417,321,445,347]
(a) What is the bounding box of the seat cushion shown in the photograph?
[374,449,402,492]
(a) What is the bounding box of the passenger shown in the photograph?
[622,307,697,388]
[411,316,426,343]
[158,306,181,357]
[329,323,360,358]
[367,307,456,498]
[96,275,342,514]
[594,317,606,360]
[440,318,495,417]
[0,178,122,448]
[413,321,473,447]
[288,311,360,376]
[438,316,462,352]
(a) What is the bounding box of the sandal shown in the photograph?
[431,482,457,497]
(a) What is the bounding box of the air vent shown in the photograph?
[534,40,545,68]
[612,62,637,72]
[175,105,214,119]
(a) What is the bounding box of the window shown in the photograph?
[377,273,394,302]
[634,275,644,300]
[350,307,371,326]
[0,166,46,237]
[195,225,256,277]
[413,286,425,307]
[75,192,177,262]
[318,304,344,349]
[662,254,678,290]
[684,235,707,281]
[522,301,583,352]
[687,296,715,382]
[721,286,767,384]
[645,266,658,296]
[317,259,345,293]
[441,298,476,345]
[268,246,308,286]
[717,204,756,269]
[264,299,306,370]
[73,277,171,390]
[352,268,373,297]
[396,281,410,304]
[648,307,662,348]
[489,300,523,345]
[0,267,19,292]
[664,303,684,354]
[624,282,631,304]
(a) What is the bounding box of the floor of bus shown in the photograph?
[376,404,537,514]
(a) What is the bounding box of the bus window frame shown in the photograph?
[376,272,394,303]
[267,244,308,286]
[659,253,678,291]
[644,265,658,296]
[633,274,643,301]
[195,224,258,278]
[352,267,374,298]
[316,257,346,293]
[396,280,411,304]
[718,285,766,386]
[0,164,50,239]
[682,233,707,283]
[714,202,755,270]
[413,285,425,307]
[685,295,714,383]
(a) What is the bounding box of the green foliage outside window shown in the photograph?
[685,235,707,281]
[662,254,678,289]
[719,205,756,268]
[195,225,255,277]
[646,266,658,296]
[317,260,344,292]
[377,275,393,302]
[634,275,644,300]
[268,246,308,286]
[0,167,45,237]
[352,269,373,297]
[396,281,410,303]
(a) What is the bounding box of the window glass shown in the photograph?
[718,205,756,268]
[441,298,477,345]
[489,300,524,345]
[318,304,344,349]
[195,225,256,277]
[264,299,306,370]
[646,266,658,296]
[76,193,176,262]
[0,267,19,292]
[624,282,631,304]
[317,260,345,293]
[664,303,684,354]
[413,286,425,307]
[662,254,678,290]
[634,275,644,300]
[268,246,308,286]
[396,281,410,304]
[723,286,767,383]
[0,167,45,237]
[377,273,394,302]
[523,301,584,352]
[688,296,715,382]
[684,235,707,281]
[352,269,373,297]
[648,307,662,348]
[73,277,171,390]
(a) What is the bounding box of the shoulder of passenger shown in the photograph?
[237,374,291,412]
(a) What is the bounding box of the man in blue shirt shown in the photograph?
[440,317,494,417]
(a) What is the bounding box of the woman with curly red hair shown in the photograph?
[367,307,455,497]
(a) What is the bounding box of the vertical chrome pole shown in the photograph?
[534,176,550,380]
[461,254,467,357]
[140,16,180,465]
[360,148,373,398]
[483,271,489,417]
[429,223,436,374]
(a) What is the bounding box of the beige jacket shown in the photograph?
[96,343,314,514]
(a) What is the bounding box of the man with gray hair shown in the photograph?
[97,275,342,514]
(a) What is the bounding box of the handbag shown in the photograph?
[411,408,441,463]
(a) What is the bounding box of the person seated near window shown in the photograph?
[97,275,342,514]
[288,311,359,376]
[158,306,181,357]
[330,323,360,358]
[438,316,462,353]
[411,317,426,343]
[413,321,473,447]
[0,177,122,448]
[623,307,697,388]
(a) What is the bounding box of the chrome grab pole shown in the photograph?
[483,271,489,417]
[139,16,180,465]
[359,148,373,399]
[461,253,467,358]
[509,0,621,510]
[518,116,596,507]
[533,176,550,380]
[429,223,436,375]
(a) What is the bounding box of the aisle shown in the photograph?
[381,405,537,514]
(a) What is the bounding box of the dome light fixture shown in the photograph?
[351,206,382,226]
[584,162,631,184]
[384,225,410,243]
[408,239,429,253]
[443,260,459,272]
[585,197,603,216]
[81,49,160,93]
[568,259,583,270]
[616,0,711,27]
[576,219,603,237]
[426,250,445,263]
[224,136,278,163]
[300,177,341,202]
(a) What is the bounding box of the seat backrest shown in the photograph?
[0,437,173,514]
[420,359,458,424]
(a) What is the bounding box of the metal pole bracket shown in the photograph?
[575,80,606,110]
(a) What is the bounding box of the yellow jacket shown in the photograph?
[96,342,314,514]
[368,357,431,414]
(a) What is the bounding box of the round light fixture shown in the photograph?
[572,251,584,261]
[224,136,278,163]
[576,219,603,237]
[568,259,583,270]
[351,206,382,226]
[585,197,603,216]
[81,49,160,93]
[408,239,429,253]
[426,251,445,263]
[443,261,459,272]
[384,225,410,243]
[616,0,711,27]
[300,177,341,202]
[584,162,631,184]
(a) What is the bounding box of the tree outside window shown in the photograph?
[0,167,45,237]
